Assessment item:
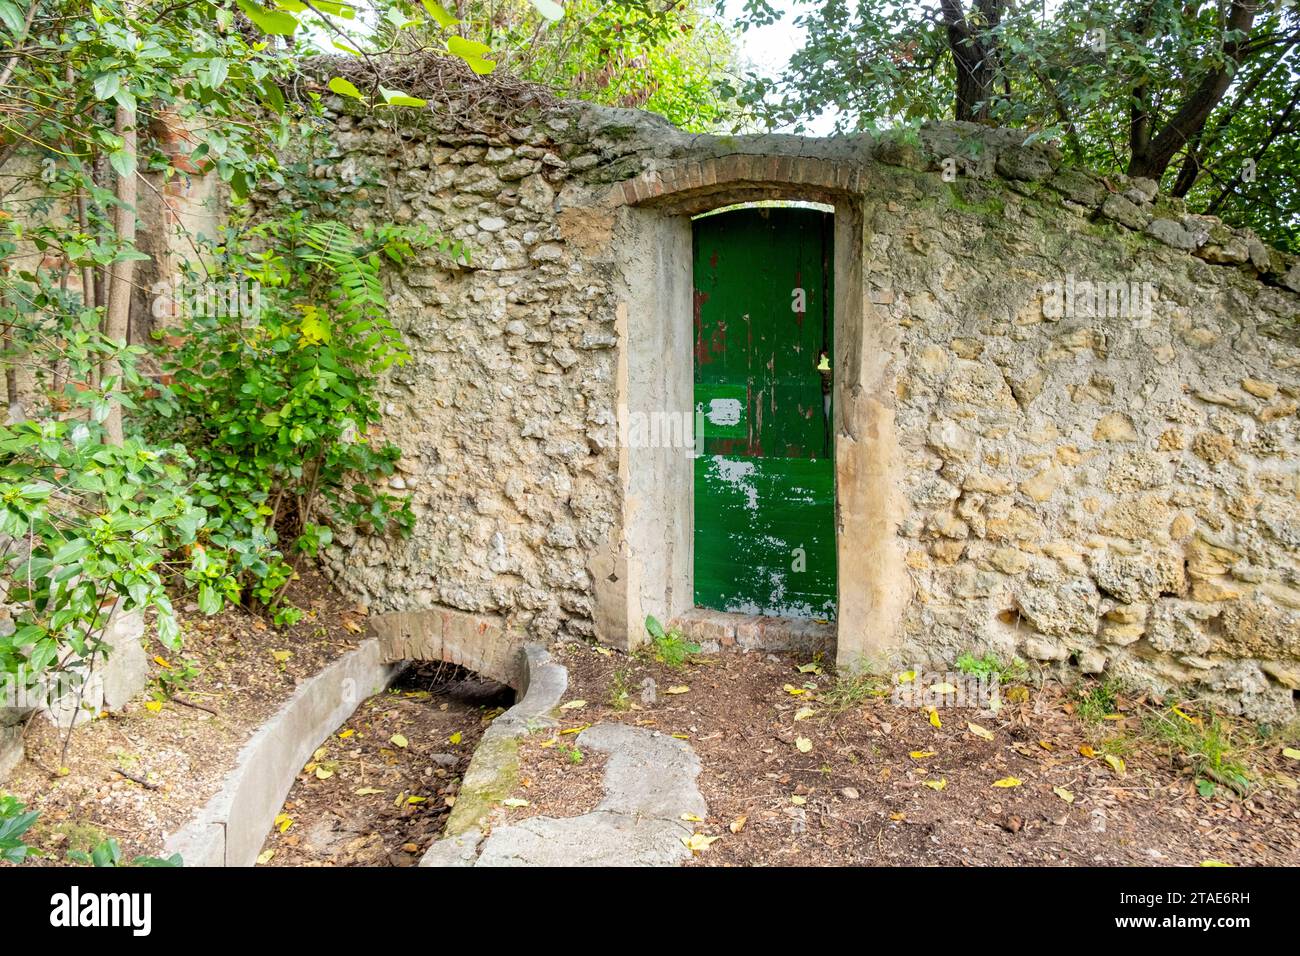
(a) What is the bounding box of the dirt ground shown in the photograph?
[506,642,1300,867]
[257,663,511,867]
[1,570,369,865]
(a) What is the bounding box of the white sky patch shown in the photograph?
[721,0,840,135]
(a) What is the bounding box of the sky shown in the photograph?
[720,0,840,134]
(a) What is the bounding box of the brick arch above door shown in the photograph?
[602,154,864,215]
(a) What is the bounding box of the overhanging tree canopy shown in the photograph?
[725,0,1300,251]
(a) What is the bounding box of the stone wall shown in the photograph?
[304,97,1300,719]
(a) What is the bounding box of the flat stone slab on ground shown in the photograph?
[458,721,707,867]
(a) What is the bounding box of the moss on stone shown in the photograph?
[443,733,520,837]
[946,180,1007,219]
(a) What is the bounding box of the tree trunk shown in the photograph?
[102,98,137,445]
[940,0,1003,122]
[1128,0,1261,181]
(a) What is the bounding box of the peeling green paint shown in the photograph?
[692,207,837,618]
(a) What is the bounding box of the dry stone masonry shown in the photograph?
[298,95,1300,721]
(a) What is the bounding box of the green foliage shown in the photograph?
[955,650,1027,684]
[608,664,632,711]
[0,793,39,864]
[152,657,199,702]
[0,418,206,686]
[0,319,213,702]
[146,216,460,622]
[729,0,1300,250]
[0,1,298,201]
[821,670,888,713]
[1074,678,1123,725]
[1145,705,1253,796]
[447,0,741,132]
[642,615,700,669]
[0,0,508,701]
[67,837,182,867]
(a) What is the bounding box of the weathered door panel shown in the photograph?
[693,207,836,619]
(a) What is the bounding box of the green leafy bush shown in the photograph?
[147,215,461,623]
[0,793,39,864]
[643,614,700,669]
[0,323,213,711]
[67,837,182,868]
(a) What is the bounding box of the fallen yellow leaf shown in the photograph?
[729,815,747,833]
[449,731,462,745]
[790,795,807,805]
[680,812,703,823]
[897,670,916,683]
[796,662,822,675]
[923,778,947,791]
[681,833,720,852]
[501,797,529,808]
[314,767,334,780]
[929,682,958,694]
[355,787,384,796]
[795,736,813,753]
[144,700,163,713]
[794,706,817,721]
[992,776,1022,788]
[1200,860,1232,867]
[1282,747,1300,761]
[1104,754,1126,775]
[271,650,291,663]
[967,722,994,741]
[153,656,171,669]
[559,699,587,710]
[1053,786,1075,804]
[928,708,942,729]
[910,750,937,759]
[338,729,354,740]
[390,733,409,748]
[1079,744,1096,758]
[274,813,293,833]
[782,684,807,696]
[256,850,274,865]
[665,685,690,695]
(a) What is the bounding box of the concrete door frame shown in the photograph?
[589,158,911,670]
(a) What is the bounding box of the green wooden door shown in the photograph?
[693,207,836,619]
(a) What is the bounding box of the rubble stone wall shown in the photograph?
[308,100,1300,720]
